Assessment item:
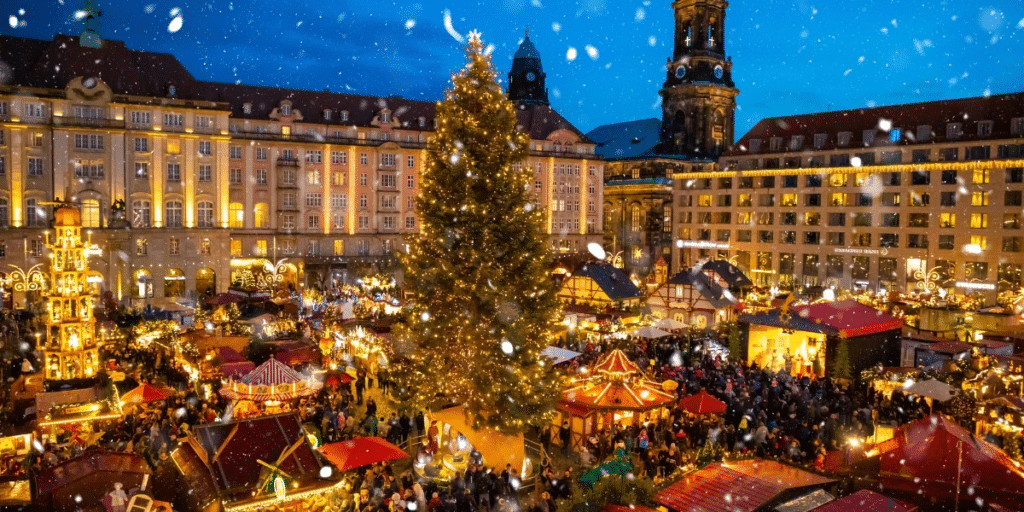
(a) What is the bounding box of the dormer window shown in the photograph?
[341,111,349,122]
[788,135,803,150]
[281,104,292,116]
[977,120,993,137]
[837,132,852,147]
[813,133,826,149]
[747,138,762,152]
[380,110,392,123]
[242,102,252,115]
[769,137,782,151]
[323,109,332,121]
[167,84,176,97]
[946,122,963,139]
[418,117,425,128]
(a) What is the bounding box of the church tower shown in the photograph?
[507,29,549,106]
[658,0,738,158]
[79,0,102,48]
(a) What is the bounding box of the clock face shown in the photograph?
[526,71,537,82]
[675,66,686,79]
[714,65,724,79]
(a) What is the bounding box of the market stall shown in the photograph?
[557,349,675,451]
[976,396,1024,460]
[219,357,323,416]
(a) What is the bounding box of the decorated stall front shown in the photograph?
[220,357,323,417]
[557,349,675,451]
[739,300,903,377]
[415,405,528,484]
[976,396,1024,460]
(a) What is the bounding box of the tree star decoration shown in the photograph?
[467,29,483,44]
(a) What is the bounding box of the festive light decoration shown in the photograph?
[42,206,100,381]
[392,33,563,435]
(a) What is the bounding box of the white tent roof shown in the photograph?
[902,378,960,402]
[629,326,673,339]
[654,318,687,331]
[541,346,582,366]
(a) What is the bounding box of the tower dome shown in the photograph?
[507,28,549,106]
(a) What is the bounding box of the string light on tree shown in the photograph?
[392,31,563,435]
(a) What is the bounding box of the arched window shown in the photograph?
[254,202,269,228]
[132,200,151,227]
[81,199,100,228]
[26,198,44,227]
[165,200,183,228]
[630,204,642,232]
[229,202,244,228]
[197,201,214,228]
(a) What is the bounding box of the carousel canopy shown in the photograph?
[740,300,903,338]
[876,414,1024,501]
[219,356,322,401]
[592,349,641,377]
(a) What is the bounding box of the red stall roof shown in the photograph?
[877,414,1024,501]
[812,490,917,512]
[655,459,835,512]
[792,300,904,338]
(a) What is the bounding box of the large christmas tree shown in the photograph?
[393,32,563,435]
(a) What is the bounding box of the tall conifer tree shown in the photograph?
[393,32,562,435]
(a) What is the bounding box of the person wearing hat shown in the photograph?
[108,482,129,512]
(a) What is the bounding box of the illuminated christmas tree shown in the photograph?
[393,31,563,435]
[42,206,100,382]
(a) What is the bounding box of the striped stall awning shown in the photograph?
[239,357,306,386]
[218,387,319,401]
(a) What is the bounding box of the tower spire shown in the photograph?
[80,0,102,48]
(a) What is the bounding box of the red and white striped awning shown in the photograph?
[239,357,305,386]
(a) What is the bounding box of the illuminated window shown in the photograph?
[970,235,988,250]
[136,238,148,256]
[970,213,988,229]
[829,174,847,187]
[132,200,151,227]
[255,240,268,256]
[973,169,989,184]
[230,239,241,256]
[165,201,183,227]
[81,199,100,227]
[971,191,989,206]
[169,238,180,255]
[630,205,641,232]
[940,213,956,228]
[697,195,712,207]
[334,240,344,256]
[254,203,268,228]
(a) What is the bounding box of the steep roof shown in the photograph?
[667,269,734,309]
[741,300,903,338]
[586,118,662,160]
[191,412,322,502]
[572,262,642,301]
[698,260,754,288]
[726,92,1024,157]
[655,459,835,512]
[516,103,593,143]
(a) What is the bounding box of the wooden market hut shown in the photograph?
[647,264,747,330]
[557,262,643,310]
[654,459,836,512]
[34,452,152,512]
[171,412,341,512]
[739,300,903,377]
[556,349,675,451]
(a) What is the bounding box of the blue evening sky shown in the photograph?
[6,0,1024,136]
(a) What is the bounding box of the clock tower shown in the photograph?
[658,0,738,158]
[508,28,549,106]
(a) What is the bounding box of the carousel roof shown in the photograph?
[592,349,640,377]
[239,357,306,386]
[561,379,675,412]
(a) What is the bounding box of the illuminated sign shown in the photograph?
[955,281,995,291]
[676,240,730,249]
[833,248,888,256]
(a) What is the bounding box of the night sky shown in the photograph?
[6,0,1024,136]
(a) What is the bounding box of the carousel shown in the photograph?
[557,349,676,451]
[219,357,323,417]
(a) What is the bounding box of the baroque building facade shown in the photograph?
[0,32,602,305]
[672,93,1024,301]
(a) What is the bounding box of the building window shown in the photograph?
[0,199,7,228]
[28,157,44,176]
[228,202,244,228]
[29,239,44,257]
[227,168,241,184]
[131,111,151,124]
[358,216,369,229]
[406,216,416,229]
[359,195,368,209]
[165,201,183,227]
[281,214,295,230]
[938,235,955,250]
[940,170,957,184]
[360,153,368,165]
[256,147,268,160]
[383,216,396,230]
[169,238,180,256]
[908,234,928,249]
[910,170,930,185]
[360,173,368,186]
[167,163,181,182]
[254,239,268,256]
[134,137,149,152]
[946,123,963,139]
[163,113,183,127]
[23,103,45,117]
[132,200,151,227]
[1004,213,1021,229]
[306,150,322,163]
[306,193,322,207]
[970,213,988,229]
[802,254,819,276]
[804,231,820,245]
[308,215,320,229]
[1002,237,1022,253]
[879,233,899,248]
[255,169,267,184]
[198,141,212,155]
[136,238,148,256]
[197,164,212,182]
[74,160,104,179]
[977,120,993,137]
[197,201,214,227]
[1006,190,1023,207]
[862,130,875,145]
[332,151,347,164]
[381,174,397,188]
[407,155,415,168]
[381,153,397,167]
